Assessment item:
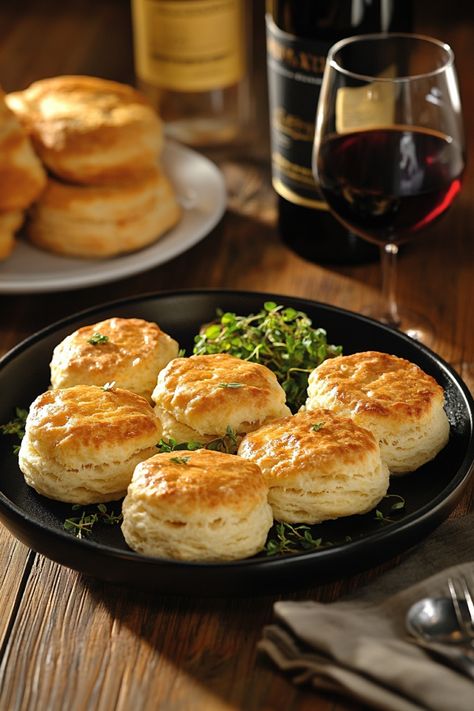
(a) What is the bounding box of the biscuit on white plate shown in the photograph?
[151,353,291,444]
[27,166,180,258]
[121,449,273,561]
[6,75,163,185]
[18,384,162,504]
[0,88,46,212]
[238,409,389,524]
[50,317,179,401]
[305,351,450,474]
[0,210,24,260]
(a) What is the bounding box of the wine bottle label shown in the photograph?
[266,15,329,210]
[132,0,245,92]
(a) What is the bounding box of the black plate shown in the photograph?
[0,290,473,595]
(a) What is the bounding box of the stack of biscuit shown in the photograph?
[4,75,180,258]
[0,89,46,259]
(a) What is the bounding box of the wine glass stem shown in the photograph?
[381,242,400,327]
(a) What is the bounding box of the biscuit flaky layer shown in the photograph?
[27,166,181,258]
[305,351,450,473]
[121,449,273,561]
[152,353,291,439]
[238,409,389,524]
[18,385,162,504]
[50,317,179,400]
[6,75,163,184]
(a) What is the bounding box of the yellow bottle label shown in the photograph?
[132,0,245,92]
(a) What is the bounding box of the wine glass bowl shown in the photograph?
[313,33,465,341]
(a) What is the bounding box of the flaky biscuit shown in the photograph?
[305,351,450,474]
[0,88,46,211]
[50,317,179,401]
[0,210,23,260]
[152,353,291,442]
[121,449,273,561]
[27,166,181,257]
[238,409,389,523]
[6,75,163,185]
[18,384,162,504]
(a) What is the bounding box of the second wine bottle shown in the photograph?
[266,0,413,264]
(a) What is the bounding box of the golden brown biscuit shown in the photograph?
[27,166,180,257]
[0,88,46,211]
[305,351,450,474]
[18,384,162,504]
[121,449,273,561]
[6,76,163,185]
[0,210,23,260]
[152,353,291,443]
[50,317,179,401]
[238,409,389,524]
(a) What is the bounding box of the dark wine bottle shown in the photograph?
[266,0,413,264]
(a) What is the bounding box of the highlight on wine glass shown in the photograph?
[312,33,465,342]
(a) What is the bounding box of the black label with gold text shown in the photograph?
[266,15,330,209]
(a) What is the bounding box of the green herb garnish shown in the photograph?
[218,382,244,389]
[193,302,342,411]
[170,456,190,465]
[156,425,238,456]
[265,522,323,556]
[311,422,324,432]
[88,332,109,346]
[374,494,407,523]
[64,504,122,538]
[1,407,28,454]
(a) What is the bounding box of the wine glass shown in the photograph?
[313,33,465,342]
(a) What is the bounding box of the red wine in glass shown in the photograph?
[312,33,465,342]
[317,126,464,245]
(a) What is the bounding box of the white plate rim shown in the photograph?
[0,142,226,294]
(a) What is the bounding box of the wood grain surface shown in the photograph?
[0,1,473,709]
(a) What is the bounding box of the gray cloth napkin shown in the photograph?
[258,511,474,711]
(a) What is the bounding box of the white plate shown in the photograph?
[0,142,226,293]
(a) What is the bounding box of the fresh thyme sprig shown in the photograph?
[0,407,28,454]
[265,523,326,556]
[374,494,406,523]
[156,425,238,455]
[64,503,123,539]
[193,302,342,411]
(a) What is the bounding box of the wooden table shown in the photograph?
[0,1,473,709]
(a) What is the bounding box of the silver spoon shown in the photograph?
[406,597,474,679]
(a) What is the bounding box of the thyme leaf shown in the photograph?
[88,332,109,346]
[170,456,190,465]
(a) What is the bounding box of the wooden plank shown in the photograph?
[0,527,34,652]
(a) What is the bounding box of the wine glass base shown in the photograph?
[361,305,435,345]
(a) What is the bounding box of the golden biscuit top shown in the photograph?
[238,409,379,481]
[26,384,160,453]
[307,351,444,420]
[128,449,267,513]
[152,353,290,435]
[7,75,159,133]
[51,317,176,381]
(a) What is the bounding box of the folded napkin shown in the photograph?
[259,511,474,711]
